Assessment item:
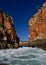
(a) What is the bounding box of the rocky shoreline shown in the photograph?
[19,39,46,50]
[28,39,46,50]
[0,39,46,50]
[0,40,19,49]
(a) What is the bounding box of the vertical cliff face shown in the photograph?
[0,10,18,42]
[28,2,46,41]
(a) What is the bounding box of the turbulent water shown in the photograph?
[0,47,46,65]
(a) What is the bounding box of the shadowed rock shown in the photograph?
[0,10,19,49]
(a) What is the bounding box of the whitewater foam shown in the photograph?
[0,47,46,65]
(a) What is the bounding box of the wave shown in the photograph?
[0,47,46,65]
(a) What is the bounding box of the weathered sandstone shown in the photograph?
[0,10,19,48]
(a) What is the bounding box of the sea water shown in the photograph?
[0,47,46,65]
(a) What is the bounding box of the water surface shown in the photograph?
[0,47,46,65]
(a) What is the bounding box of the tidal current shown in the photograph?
[0,47,46,65]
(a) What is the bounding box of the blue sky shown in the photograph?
[0,0,46,41]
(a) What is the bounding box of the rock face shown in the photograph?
[0,10,19,48]
[28,2,46,41]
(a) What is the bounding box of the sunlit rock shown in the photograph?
[28,2,46,41]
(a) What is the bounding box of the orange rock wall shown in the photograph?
[0,10,17,41]
[28,2,46,40]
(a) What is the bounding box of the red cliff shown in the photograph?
[0,10,19,44]
[28,2,46,41]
